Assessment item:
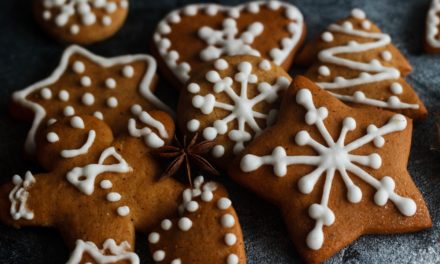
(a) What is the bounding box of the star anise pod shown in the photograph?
[151,133,220,186]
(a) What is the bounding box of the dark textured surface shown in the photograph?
[0,0,439,263]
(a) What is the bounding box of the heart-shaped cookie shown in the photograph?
[152,0,305,88]
[148,176,246,264]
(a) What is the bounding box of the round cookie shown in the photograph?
[33,0,129,44]
[177,55,291,169]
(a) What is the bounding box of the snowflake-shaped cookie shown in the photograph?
[183,56,290,160]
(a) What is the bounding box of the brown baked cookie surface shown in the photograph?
[11,45,173,155]
[0,115,182,263]
[152,0,305,89]
[148,176,246,264]
[426,0,440,52]
[299,8,427,119]
[228,76,432,263]
[34,0,129,44]
[177,55,291,170]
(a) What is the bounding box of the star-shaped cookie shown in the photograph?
[0,115,182,263]
[11,45,172,154]
[300,9,427,119]
[228,76,432,263]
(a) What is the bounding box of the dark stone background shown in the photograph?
[0,0,439,263]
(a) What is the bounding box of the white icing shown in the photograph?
[70,116,85,129]
[105,78,117,89]
[187,83,201,94]
[224,233,237,246]
[227,254,239,264]
[122,65,134,78]
[189,60,290,157]
[381,50,392,61]
[61,130,96,158]
[47,132,59,143]
[148,232,160,244]
[128,104,168,148]
[212,145,225,158]
[81,76,92,87]
[66,146,132,195]
[47,118,57,125]
[59,90,70,101]
[187,119,200,132]
[40,88,52,99]
[106,97,118,108]
[64,106,75,116]
[154,1,304,83]
[390,82,403,95]
[351,8,366,19]
[171,259,182,264]
[9,172,36,220]
[318,65,331,76]
[107,192,121,202]
[178,217,192,231]
[221,214,235,228]
[66,239,139,264]
[217,197,232,210]
[258,60,271,71]
[12,45,173,154]
[102,15,112,26]
[73,60,85,74]
[94,111,104,120]
[152,250,165,261]
[185,200,199,212]
[240,88,417,250]
[426,0,440,48]
[315,12,419,110]
[321,32,334,42]
[70,24,80,35]
[82,92,95,105]
[100,179,113,189]
[361,20,371,30]
[117,206,130,216]
[214,58,229,71]
[161,219,172,230]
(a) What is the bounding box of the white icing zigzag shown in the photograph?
[12,45,173,154]
[66,238,139,264]
[316,9,419,110]
[187,59,290,158]
[426,0,440,48]
[240,88,417,250]
[9,171,36,220]
[154,0,304,83]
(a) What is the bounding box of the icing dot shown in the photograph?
[106,97,118,108]
[217,197,232,210]
[105,78,117,89]
[201,190,214,202]
[122,66,134,78]
[120,0,128,8]
[259,60,271,71]
[81,76,92,87]
[187,119,200,132]
[130,104,143,115]
[390,82,403,95]
[224,233,237,246]
[362,20,371,30]
[318,66,331,76]
[321,32,334,42]
[100,180,112,189]
[178,217,192,231]
[70,25,80,35]
[170,259,182,264]
[187,83,200,93]
[102,16,112,26]
[351,8,366,19]
[94,111,104,120]
[148,232,160,244]
[73,61,85,74]
[43,11,51,20]
[221,214,235,228]
[343,21,353,30]
[212,145,225,158]
[117,206,130,216]
[214,59,229,70]
[381,51,392,61]
[40,88,52,100]
[268,0,281,10]
[106,2,117,13]
[227,254,239,264]
[47,118,57,126]
[183,6,198,16]
[107,192,121,202]
[185,201,199,212]
[46,132,59,143]
[63,106,75,117]
[152,250,165,262]
[81,92,95,106]
[161,219,173,230]
[70,116,85,129]
[58,90,69,101]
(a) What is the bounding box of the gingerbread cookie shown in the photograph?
[300,9,427,119]
[177,55,291,169]
[426,0,440,53]
[152,0,305,88]
[34,0,129,44]
[11,45,172,154]
[229,76,432,263]
[148,176,246,264]
[0,115,183,263]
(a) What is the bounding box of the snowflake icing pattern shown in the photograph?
[187,60,290,158]
[241,88,417,250]
[198,18,264,61]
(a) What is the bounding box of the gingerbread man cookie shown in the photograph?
[229,76,432,263]
[148,176,246,264]
[11,45,172,154]
[177,55,291,169]
[0,115,183,263]
[34,0,129,44]
[300,9,427,119]
[152,0,305,88]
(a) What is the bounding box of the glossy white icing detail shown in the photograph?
[40,88,52,99]
[117,206,130,216]
[107,192,121,202]
[189,61,290,157]
[161,219,172,230]
[100,179,113,189]
[178,217,192,231]
[148,232,160,244]
[82,92,95,106]
[47,132,60,143]
[128,104,168,148]
[105,78,117,89]
[227,254,239,264]
[66,239,139,264]
[81,76,92,87]
[66,146,132,195]
[240,88,417,250]
[70,116,85,129]
[12,45,173,154]
[63,106,75,116]
[106,96,118,108]
[73,60,85,74]
[316,10,419,110]
[427,0,440,48]
[154,1,304,83]
[61,130,96,158]
[9,172,36,220]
